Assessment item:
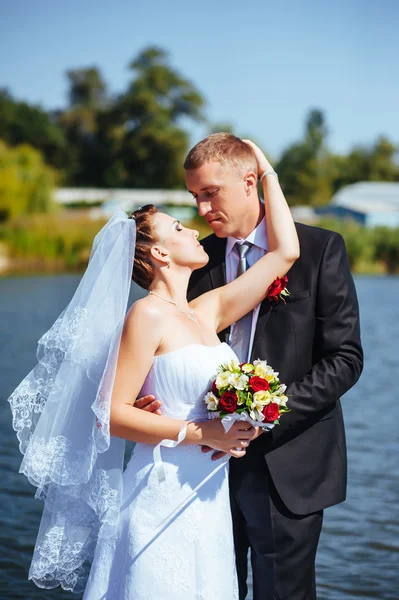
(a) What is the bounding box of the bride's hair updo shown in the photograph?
[129,204,159,290]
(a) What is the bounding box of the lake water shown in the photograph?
[0,275,398,599]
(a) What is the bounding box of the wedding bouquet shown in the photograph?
[204,359,289,432]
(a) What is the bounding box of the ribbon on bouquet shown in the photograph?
[153,422,190,483]
[209,410,275,433]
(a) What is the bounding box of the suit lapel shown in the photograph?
[250,300,274,361]
[204,237,228,342]
[209,260,226,289]
[206,236,227,290]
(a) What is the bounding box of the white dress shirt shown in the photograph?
[225,216,268,362]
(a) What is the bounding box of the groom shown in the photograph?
[139,133,363,599]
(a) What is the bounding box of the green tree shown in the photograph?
[112,46,205,188]
[331,146,371,192]
[330,136,398,193]
[57,68,109,185]
[369,136,398,181]
[0,141,56,221]
[305,109,328,155]
[276,109,332,206]
[67,67,107,110]
[0,89,67,170]
[56,48,205,187]
[373,227,399,274]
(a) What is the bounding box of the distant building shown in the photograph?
[290,205,319,225]
[55,188,196,207]
[316,182,399,228]
[54,188,198,220]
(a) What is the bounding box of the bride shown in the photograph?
[9,140,299,599]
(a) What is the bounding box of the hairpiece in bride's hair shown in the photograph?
[129,206,143,220]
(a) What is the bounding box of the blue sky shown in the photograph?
[0,0,398,158]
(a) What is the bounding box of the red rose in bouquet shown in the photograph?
[211,380,220,397]
[262,402,280,423]
[249,376,270,393]
[219,391,238,413]
[267,276,289,303]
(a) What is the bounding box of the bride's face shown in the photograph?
[152,212,209,270]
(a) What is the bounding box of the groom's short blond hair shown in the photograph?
[184,133,258,177]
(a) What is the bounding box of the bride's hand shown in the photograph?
[202,425,263,460]
[199,420,260,457]
[242,139,273,177]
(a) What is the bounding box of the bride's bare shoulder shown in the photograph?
[121,298,165,355]
[126,297,165,325]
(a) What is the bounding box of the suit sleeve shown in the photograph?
[270,232,363,444]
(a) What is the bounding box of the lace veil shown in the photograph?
[8,211,136,593]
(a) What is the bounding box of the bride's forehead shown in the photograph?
[154,211,175,230]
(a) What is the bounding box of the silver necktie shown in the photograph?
[229,241,253,363]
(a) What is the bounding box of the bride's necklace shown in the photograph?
[148,291,201,328]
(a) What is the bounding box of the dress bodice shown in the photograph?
[139,343,237,421]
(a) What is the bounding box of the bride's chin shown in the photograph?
[192,254,209,270]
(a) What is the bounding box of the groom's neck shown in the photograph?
[232,199,265,239]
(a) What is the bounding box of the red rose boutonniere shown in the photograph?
[267,276,290,304]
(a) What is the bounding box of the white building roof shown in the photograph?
[332,182,399,213]
[55,188,195,206]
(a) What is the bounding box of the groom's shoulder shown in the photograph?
[295,222,344,253]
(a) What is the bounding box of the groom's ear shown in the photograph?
[244,171,258,196]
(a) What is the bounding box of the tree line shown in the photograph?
[0,45,398,274]
[1,211,398,275]
[1,45,398,217]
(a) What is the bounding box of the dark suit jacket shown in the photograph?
[188,223,363,515]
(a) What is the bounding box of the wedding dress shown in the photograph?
[83,342,239,600]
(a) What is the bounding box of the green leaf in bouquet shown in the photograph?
[245,391,253,404]
[237,391,247,406]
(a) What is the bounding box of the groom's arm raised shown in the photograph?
[190,141,300,332]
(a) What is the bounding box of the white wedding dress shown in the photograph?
[83,342,239,600]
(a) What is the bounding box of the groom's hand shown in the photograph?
[135,394,162,415]
[201,447,228,461]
